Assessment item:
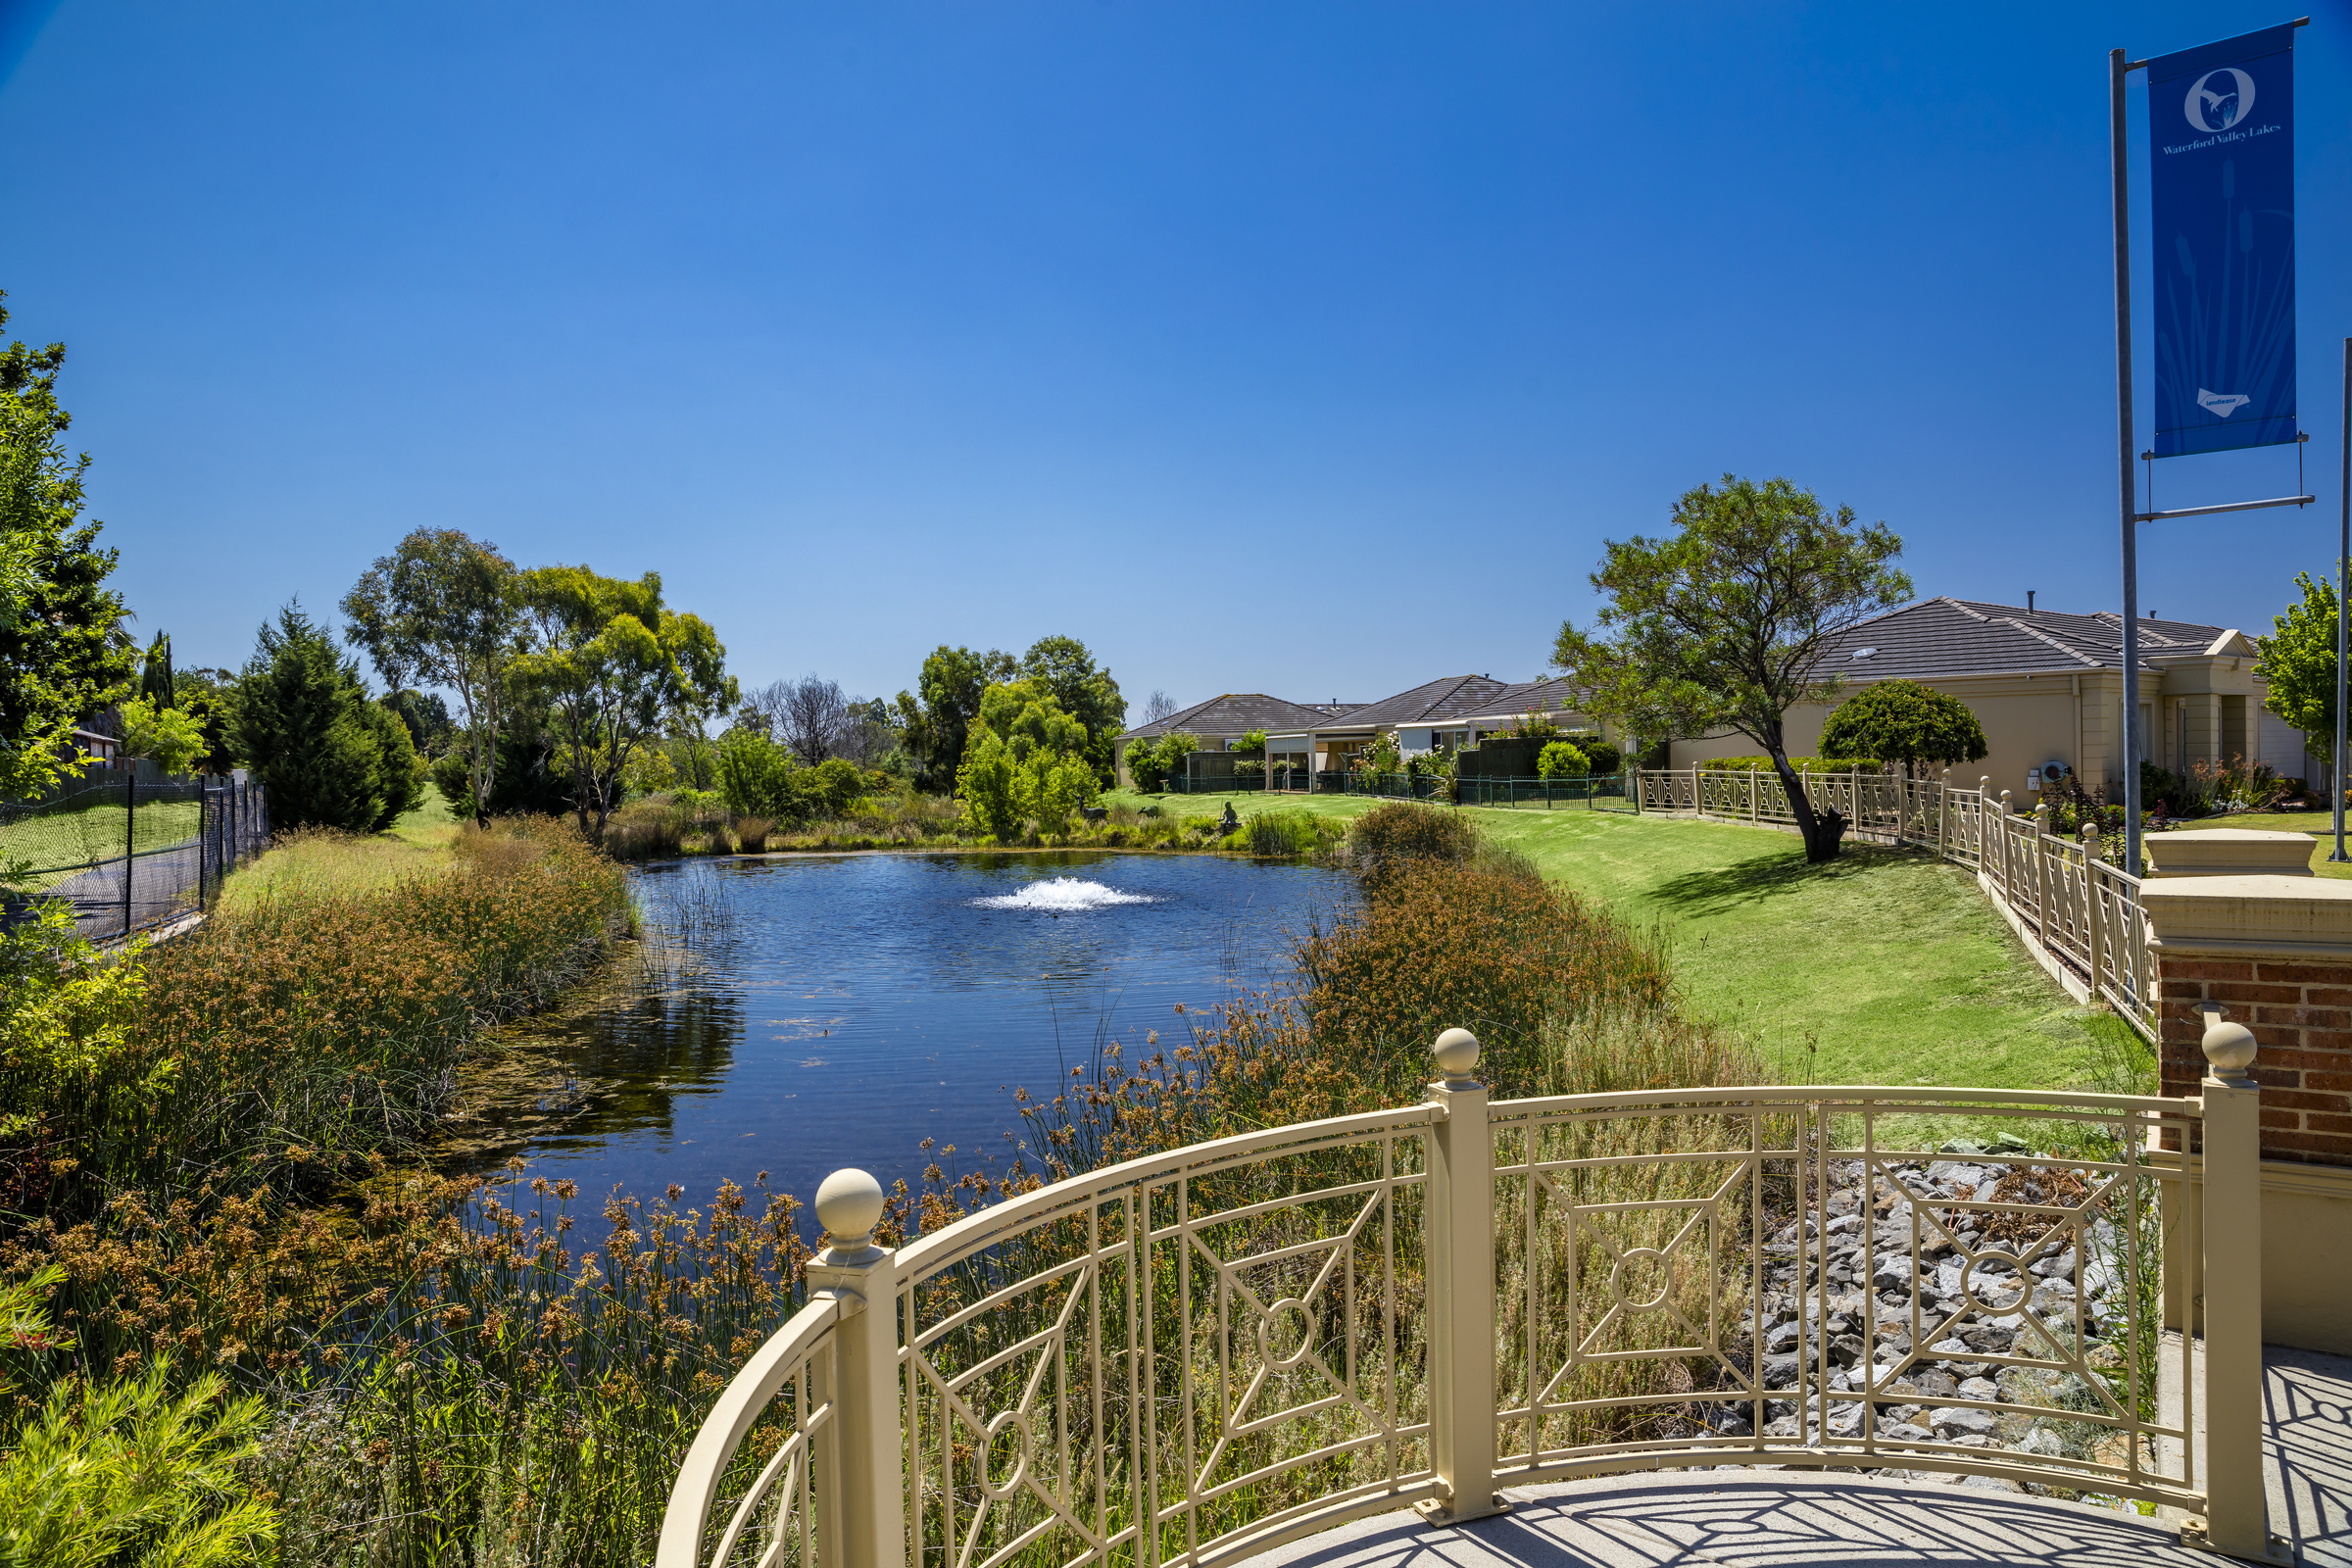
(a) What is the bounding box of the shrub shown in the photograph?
[734,815,774,852]
[1130,732,1198,793]
[0,1352,275,1567]
[1573,736,1622,775]
[1242,810,1346,858]
[1346,801,1476,887]
[1537,740,1591,778]
[1818,678,1988,778]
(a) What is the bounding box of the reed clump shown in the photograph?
[6,816,630,1214]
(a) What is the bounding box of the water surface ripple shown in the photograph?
[457,851,1351,1207]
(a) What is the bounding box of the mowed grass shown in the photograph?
[0,798,206,888]
[1102,787,2120,1093]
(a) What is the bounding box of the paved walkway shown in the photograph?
[1252,1348,2351,1568]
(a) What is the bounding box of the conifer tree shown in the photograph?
[230,603,385,831]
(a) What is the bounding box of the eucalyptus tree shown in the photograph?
[511,565,735,839]
[1555,474,1910,862]
[341,528,522,824]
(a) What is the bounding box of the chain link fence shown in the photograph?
[1,772,270,941]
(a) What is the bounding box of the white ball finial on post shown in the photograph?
[1433,1027,1481,1085]
[814,1167,885,1253]
[2196,1003,2258,1080]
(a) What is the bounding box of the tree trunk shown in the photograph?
[1764,731,1844,862]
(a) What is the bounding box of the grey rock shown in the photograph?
[2033,1247,2079,1280]
[1764,1320,1802,1352]
[1763,1353,1801,1388]
[1957,1377,2000,1401]
[1884,1422,1935,1443]
[1962,1473,2026,1493]
[1932,1405,1997,1438]
[1915,1371,1959,1398]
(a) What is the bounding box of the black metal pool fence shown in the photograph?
[1160,770,1636,808]
[0,771,270,941]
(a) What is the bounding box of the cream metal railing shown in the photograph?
[1637,769,2156,1036]
[660,1024,2273,1568]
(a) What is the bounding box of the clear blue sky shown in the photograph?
[3,2,2348,717]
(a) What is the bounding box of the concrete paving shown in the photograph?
[1250,1348,2352,1568]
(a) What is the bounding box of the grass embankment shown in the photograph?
[1102,787,2133,1093]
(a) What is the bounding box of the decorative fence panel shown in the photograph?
[663,1030,2275,1568]
[1638,770,2154,1039]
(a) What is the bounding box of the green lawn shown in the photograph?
[0,799,206,889]
[1105,788,2132,1095]
[2151,811,2352,880]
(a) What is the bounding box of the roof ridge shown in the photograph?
[1998,617,2103,667]
[1938,596,1990,621]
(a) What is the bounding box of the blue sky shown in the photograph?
[2,2,2348,717]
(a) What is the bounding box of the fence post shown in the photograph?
[1419,1028,1503,1526]
[804,1169,908,1568]
[2187,1008,2276,1562]
[122,770,135,936]
[2081,824,2104,992]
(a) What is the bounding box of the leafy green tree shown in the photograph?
[169,666,238,775]
[116,696,207,776]
[1554,474,1909,862]
[512,565,735,839]
[1018,635,1126,785]
[341,528,523,825]
[956,678,1100,838]
[1537,740,1591,778]
[383,687,454,756]
[0,293,135,800]
[1130,731,1198,792]
[137,631,173,709]
[897,645,1017,792]
[1818,678,1986,778]
[2260,571,2341,767]
[231,603,392,832]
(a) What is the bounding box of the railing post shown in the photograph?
[1418,1028,1503,1526]
[805,1170,907,1568]
[2187,1008,2278,1562]
[2082,824,2105,992]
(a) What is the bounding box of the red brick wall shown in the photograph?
[2156,952,2352,1166]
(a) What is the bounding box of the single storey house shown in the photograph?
[1118,674,1626,789]
[1666,597,2309,797]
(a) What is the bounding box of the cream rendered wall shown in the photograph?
[1668,675,2100,802]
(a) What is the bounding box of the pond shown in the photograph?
[448,851,1353,1210]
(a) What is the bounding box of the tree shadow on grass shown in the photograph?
[1645,842,1919,919]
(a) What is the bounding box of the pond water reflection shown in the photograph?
[448,851,1351,1209]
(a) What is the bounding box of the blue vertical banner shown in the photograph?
[2147,23,2297,458]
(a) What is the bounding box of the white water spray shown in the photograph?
[972,877,1157,911]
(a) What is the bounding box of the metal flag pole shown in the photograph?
[2112,46,2143,877]
[2335,336,2350,862]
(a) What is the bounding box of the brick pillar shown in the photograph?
[2142,874,2352,1352]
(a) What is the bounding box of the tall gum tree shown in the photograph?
[341,528,523,826]
[512,565,734,840]
[1554,474,1910,862]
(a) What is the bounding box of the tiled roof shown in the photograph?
[1456,677,1593,724]
[1829,597,2242,680]
[1324,675,1515,728]
[1119,694,1348,742]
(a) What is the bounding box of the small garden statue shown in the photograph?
[1220,804,1240,834]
